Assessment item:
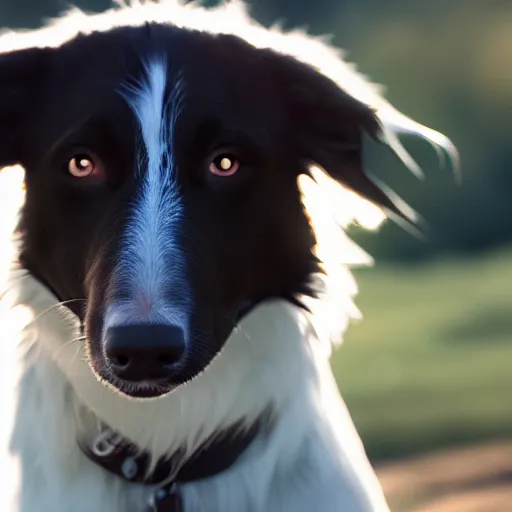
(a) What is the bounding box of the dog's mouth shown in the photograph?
[101,373,177,399]
[89,328,236,400]
[85,300,261,400]
[92,352,209,400]
[95,343,231,399]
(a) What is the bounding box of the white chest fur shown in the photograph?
[0,273,389,512]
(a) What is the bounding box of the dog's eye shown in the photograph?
[209,154,240,177]
[68,153,102,178]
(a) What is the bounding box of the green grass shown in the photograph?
[331,247,512,462]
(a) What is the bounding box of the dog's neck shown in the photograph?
[76,408,263,512]
[2,266,394,512]
[6,267,316,463]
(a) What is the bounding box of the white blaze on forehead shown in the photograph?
[105,58,188,331]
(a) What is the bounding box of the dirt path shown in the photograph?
[375,441,512,511]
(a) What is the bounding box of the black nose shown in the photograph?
[105,324,185,382]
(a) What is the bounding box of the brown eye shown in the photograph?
[68,153,100,178]
[209,154,240,177]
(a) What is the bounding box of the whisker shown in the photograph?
[33,298,86,322]
[53,335,87,363]
[223,313,252,346]
[69,340,85,366]
[21,298,86,333]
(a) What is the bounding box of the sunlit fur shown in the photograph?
[0,1,457,511]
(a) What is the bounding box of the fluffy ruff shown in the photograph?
[0,263,390,511]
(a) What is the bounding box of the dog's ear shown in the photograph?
[265,50,417,221]
[0,47,51,166]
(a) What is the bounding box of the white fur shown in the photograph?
[106,60,189,332]
[0,266,390,512]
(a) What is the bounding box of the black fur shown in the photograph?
[1,24,396,396]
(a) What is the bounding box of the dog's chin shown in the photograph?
[89,361,180,400]
[91,356,217,400]
[117,382,176,400]
[101,373,178,400]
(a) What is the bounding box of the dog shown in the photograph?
[0,1,457,511]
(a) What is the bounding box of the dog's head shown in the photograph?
[0,2,456,398]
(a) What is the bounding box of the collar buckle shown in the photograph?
[91,428,124,457]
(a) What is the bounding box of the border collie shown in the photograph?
[0,1,458,511]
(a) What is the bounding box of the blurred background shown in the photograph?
[1,0,511,510]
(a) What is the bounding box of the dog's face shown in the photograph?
[0,23,408,398]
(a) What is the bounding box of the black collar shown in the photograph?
[78,421,261,511]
